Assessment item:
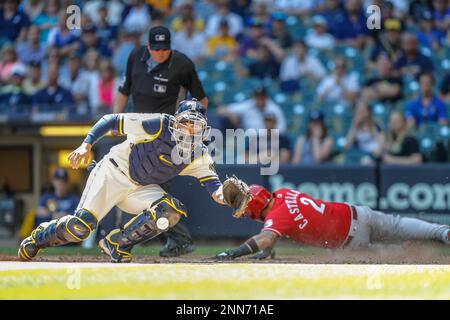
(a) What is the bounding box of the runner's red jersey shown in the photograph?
[262,188,352,248]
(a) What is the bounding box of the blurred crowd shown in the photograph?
[1,0,450,165]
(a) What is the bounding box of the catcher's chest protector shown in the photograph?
[128,116,197,185]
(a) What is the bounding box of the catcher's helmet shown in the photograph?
[175,98,207,118]
[246,184,273,220]
[169,99,210,157]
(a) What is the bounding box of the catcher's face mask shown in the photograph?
[169,109,210,157]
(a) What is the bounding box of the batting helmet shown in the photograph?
[246,184,273,220]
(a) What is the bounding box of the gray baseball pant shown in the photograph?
[346,206,450,248]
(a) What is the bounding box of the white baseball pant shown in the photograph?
[76,157,165,221]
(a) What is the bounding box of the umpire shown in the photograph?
[113,25,208,257]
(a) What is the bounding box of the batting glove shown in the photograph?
[250,247,276,260]
[212,251,235,261]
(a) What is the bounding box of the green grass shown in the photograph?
[0,243,327,257]
[1,263,449,299]
[1,243,449,261]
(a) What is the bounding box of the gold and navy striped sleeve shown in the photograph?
[198,175,222,195]
[118,115,124,135]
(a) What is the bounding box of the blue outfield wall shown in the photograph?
[379,164,450,214]
[170,164,450,238]
[171,165,264,238]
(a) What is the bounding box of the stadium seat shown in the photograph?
[441,58,450,71]
[327,104,352,136]
[273,92,288,105]
[318,102,352,135]
[343,149,373,164]
[286,104,307,134]
[403,78,420,98]
[309,48,329,68]
[416,123,449,162]
[286,15,307,41]
[373,103,389,127]
[334,136,347,151]
[232,91,248,103]
[420,136,435,161]
[417,123,440,137]
[198,69,210,82]
[198,58,218,73]
[445,103,450,117]
[330,135,348,163]
[298,84,316,104]
[231,78,262,98]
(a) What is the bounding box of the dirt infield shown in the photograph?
[2,242,449,264]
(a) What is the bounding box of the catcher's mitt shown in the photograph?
[222,175,251,218]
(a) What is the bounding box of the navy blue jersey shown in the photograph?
[37,192,80,226]
[84,113,221,195]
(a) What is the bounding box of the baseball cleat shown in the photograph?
[159,242,196,257]
[99,236,133,263]
[17,227,43,261]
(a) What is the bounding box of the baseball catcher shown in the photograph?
[216,176,450,260]
[19,99,227,262]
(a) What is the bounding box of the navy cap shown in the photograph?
[312,15,328,27]
[272,12,287,21]
[28,60,41,68]
[219,18,229,28]
[148,26,171,50]
[421,11,433,21]
[250,17,264,27]
[264,111,277,120]
[68,51,82,60]
[253,86,267,96]
[53,168,69,181]
[308,110,324,122]
[84,24,97,33]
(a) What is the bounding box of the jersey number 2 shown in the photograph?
[300,197,326,215]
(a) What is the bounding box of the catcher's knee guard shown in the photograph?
[100,195,186,262]
[18,209,97,261]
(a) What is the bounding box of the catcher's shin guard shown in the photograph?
[18,224,45,261]
[99,195,186,263]
[18,209,97,261]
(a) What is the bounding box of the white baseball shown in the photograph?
[156,217,169,230]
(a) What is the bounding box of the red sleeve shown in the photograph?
[261,209,290,237]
